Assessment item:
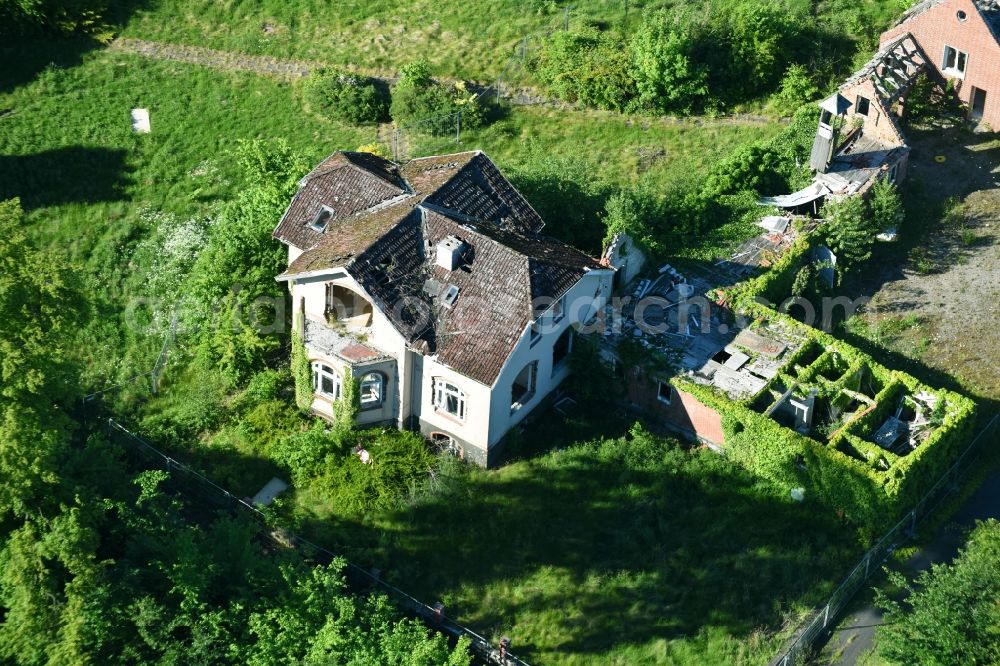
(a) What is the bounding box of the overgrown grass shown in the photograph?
[283,421,859,665]
[113,0,903,84]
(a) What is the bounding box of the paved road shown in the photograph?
[825,466,1000,664]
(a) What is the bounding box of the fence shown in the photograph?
[769,411,1000,666]
[81,312,177,416]
[105,418,530,666]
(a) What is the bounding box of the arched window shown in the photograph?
[360,372,385,409]
[433,378,466,420]
[311,362,341,399]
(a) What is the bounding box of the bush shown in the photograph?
[302,68,387,125]
[823,195,877,273]
[769,64,819,114]
[535,27,636,112]
[389,60,485,135]
[869,177,904,233]
[628,11,708,114]
[876,520,1000,664]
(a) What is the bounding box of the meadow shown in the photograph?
[0,8,888,663]
[114,0,904,83]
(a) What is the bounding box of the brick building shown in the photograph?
[882,0,1000,128]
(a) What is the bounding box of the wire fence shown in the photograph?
[81,312,178,417]
[105,418,530,666]
[769,411,1000,666]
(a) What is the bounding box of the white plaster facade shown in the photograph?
[284,265,612,465]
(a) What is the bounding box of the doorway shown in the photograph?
[971,87,987,120]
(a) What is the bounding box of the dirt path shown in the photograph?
[844,128,1000,398]
[107,37,778,126]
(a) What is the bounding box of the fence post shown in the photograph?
[823,603,830,628]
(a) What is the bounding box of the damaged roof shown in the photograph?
[275,150,603,385]
[273,150,545,250]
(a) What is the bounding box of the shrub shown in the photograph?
[322,429,435,514]
[629,11,708,114]
[769,64,819,114]
[302,68,387,125]
[272,421,344,486]
[389,60,485,135]
[535,27,636,112]
[823,195,877,273]
[869,177,904,233]
[876,520,1000,665]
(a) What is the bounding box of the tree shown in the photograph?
[869,177,904,233]
[302,68,387,125]
[389,60,484,135]
[535,28,636,112]
[876,520,1000,665]
[628,11,708,114]
[823,195,876,273]
[185,140,304,387]
[0,198,86,518]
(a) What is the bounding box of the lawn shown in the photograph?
[1,40,783,384]
[113,0,901,83]
[282,418,859,665]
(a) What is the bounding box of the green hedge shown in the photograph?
[668,306,977,537]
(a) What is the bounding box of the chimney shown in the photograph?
[810,93,852,173]
[436,235,465,271]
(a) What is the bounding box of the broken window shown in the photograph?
[943,45,968,76]
[325,283,373,328]
[511,362,538,411]
[433,378,466,420]
[657,381,672,405]
[552,328,573,371]
[855,95,870,116]
[312,362,341,399]
[360,372,384,408]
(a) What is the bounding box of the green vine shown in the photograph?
[291,329,313,412]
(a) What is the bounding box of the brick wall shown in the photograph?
[840,78,907,147]
[627,372,726,447]
[882,0,1000,128]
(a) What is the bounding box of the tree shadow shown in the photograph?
[282,432,859,662]
[1,1,153,94]
[0,147,133,210]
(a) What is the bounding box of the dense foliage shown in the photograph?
[876,520,1000,665]
[0,0,109,36]
[302,68,388,125]
[823,195,877,273]
[0,197,469,664]
[390,60,485,135]
[531,0,876,116]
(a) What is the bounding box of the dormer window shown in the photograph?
[310,207,334,232]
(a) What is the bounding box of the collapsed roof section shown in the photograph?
[274,150,603,386]
[842,34,928,110]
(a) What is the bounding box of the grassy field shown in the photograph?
[139,384,860,666]
[113,0,902,83]
[1,24,861,666]
[278,417,858,665]
[1,40,782,386]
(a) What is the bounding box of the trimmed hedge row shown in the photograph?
[673,305,977,537]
